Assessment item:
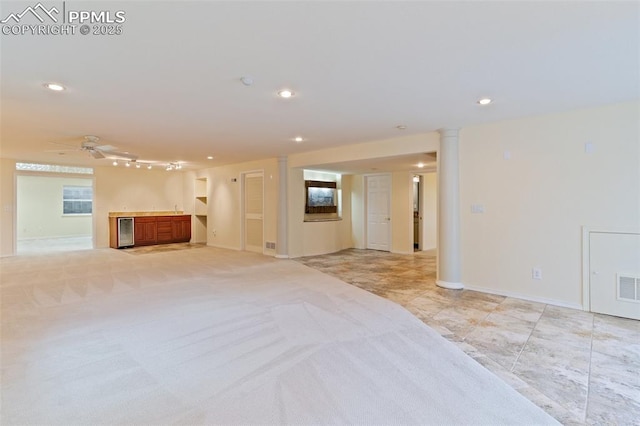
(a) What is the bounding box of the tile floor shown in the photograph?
[297,249,640,426]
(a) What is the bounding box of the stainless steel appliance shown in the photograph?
[117,217,134,248]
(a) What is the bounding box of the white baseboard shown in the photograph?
[206,243,241,251]
[275,254,289,259]
[464,283,583,310]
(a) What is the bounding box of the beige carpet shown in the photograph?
[1,247,558,425]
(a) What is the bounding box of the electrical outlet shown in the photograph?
[532,267,542,280]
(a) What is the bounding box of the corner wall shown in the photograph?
[459,101,640,307]
[0,158,16,256]
[17,175,92,239]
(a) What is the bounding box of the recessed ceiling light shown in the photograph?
[207,156,214,160]
[417,162,425,168]
[277,89,294,98]
[396,125,407,130]
[44,82,65,91]
[112,161,118,166]
[477,98,492,105]
[294,136,304,143]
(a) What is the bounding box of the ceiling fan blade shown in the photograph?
[101,150,138,161]
[89,150,105,159]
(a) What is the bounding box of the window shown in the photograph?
[17,162,93,175]
[305,180,338,214]
[63,186,93,215]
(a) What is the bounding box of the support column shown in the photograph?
[276,156,289,258]
[437,128,463,289]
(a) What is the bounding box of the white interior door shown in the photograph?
[367,174,391,251]
[590,232,640,320]
[244,172,263,253]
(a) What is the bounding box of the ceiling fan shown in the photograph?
[49,136,138,161]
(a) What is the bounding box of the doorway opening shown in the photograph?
[241,171,264,254]
[413,175,421,251]
[16,173,94,255]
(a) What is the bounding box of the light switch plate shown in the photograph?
[532,267,543,280]
[585,142,595,154]
[471,204,485,214]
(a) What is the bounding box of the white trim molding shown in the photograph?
[464,283,582,310]
[436,280,464,290]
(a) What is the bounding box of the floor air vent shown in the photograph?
[618,275,640,302]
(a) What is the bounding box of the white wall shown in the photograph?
[288,168,353,257]
[0,158,16,256]
[199,158,278,253]
[17,175,93,239]
[94,166,185,248]
[289,133,440,169]
[459,101,640,307]
[0,161,187,252]
[421,172,437,250]
[289,133,440,257]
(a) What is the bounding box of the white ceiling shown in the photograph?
[1,1,638,173]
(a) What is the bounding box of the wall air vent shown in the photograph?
[617,274,640,303]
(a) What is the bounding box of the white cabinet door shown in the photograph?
[366,174,391,251]
[590,232,640,320]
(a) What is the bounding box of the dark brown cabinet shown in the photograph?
[109,215,191,248]
[134,217,157,246]
[156,217,173,243]
[171,215,191,242]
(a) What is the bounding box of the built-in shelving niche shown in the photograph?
[194,177,208,243]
